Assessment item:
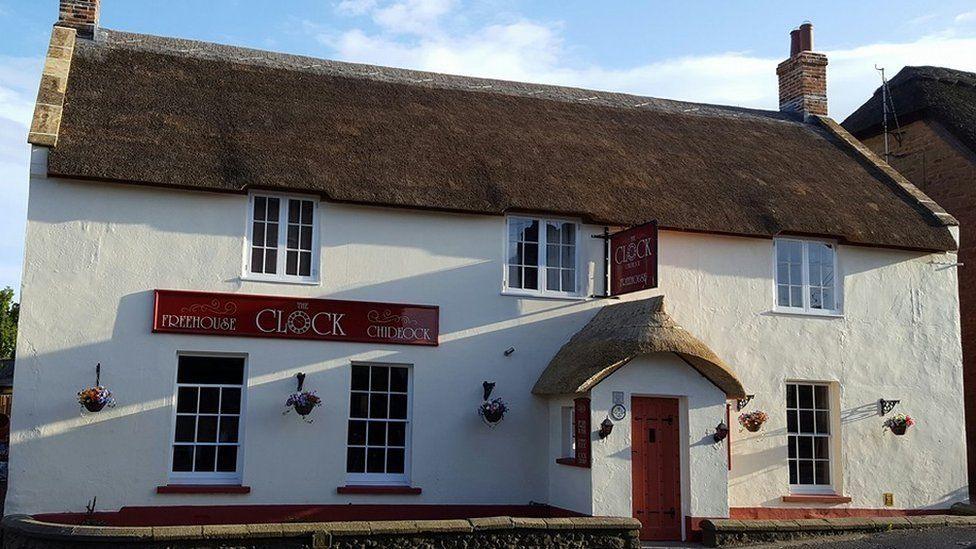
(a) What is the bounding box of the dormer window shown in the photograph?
[774,238,839,315]
[245,192,319,283]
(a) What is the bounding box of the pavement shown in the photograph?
[641,526,976,548]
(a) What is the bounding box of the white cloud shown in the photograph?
[322,2,976,120]
[0,55,40,297]
[954,10,976,24]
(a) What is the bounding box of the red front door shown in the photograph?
[631,397,682,541]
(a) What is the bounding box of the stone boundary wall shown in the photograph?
[701,515,976,547]
[2,514,641,549]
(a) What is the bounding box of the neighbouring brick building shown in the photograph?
[844,67,976,500]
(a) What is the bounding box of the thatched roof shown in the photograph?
[38,29,957,251]
[532,297,745,398]
[844,66,976,155]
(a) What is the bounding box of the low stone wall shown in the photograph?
[700,515,976,547]
[2,514,641,549]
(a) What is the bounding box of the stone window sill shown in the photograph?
[781,494,851,504]
[156,484,251,494]
[336,485,423,495]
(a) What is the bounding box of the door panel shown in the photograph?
[631,397,682,541]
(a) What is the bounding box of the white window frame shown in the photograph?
[786,381,836,495]
[345,362,413,486]
[168,352,248,486]
[772,238,841,316]
[243,191,321,284]
[560,405,576,459]
[502,215,583,298]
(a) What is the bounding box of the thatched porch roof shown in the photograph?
[532,296,745,398]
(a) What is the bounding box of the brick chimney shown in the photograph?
[776,22,828,119]
[58,0,100,39]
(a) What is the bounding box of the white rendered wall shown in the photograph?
[589,353,729,527]
[8,161,966,515]
[546,396,592,515]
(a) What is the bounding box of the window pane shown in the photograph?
[287,225,299,249]
[216,446,238,473]
[798,460,814,484]
[798,385,813,408]
[788,436,796,459]
[285,250,298,275]
[524,243,538,265]
[390,394,407,419]
[265,248,278,274]
[822,288,835,311]
[546,222,559,243]
[390,368,408,392]
[300,227,312,250]
[199,388,220,414]
[177,387,198,413]
[173,445,193,472]
[814,386,829,410]
[814,437,830,459]
[546,245,559,267]
[814,460,830,485]
[253,222,266,247]
[789,460,797,485]
[523,220,539,242]
[815,411,830,434]
[797,436,813,459]
[267,198,280,221]
[250,248,264,274]
[194,445,216,472]
[288,199,300,223]
[387,448,405,474]
[299,251,311,276]
[218,416,239,443]
[367,421,386,445]
[197,416,218,442]
[347,447,365,473]
[369,394,388,418]
[786,385,797,408]
[790,286,802,307]
[561,245,574,267]
[563,225,575,245]
[524,267,538,290]
[388,422,406,447]
[178,356,245,385]
[508,266,522,288]
[266,223,279,247]
[562,269,575,292]
[810,288,822,309]
[348,421,366,445]
[370,366,389,391]
[547,268,560,290]
[221,388,241,414]
[254,197,267,220]
[777,285,789,307]
[350,392,369,418]
[175,416,196,442]
[786,410,798,433]
[301,201,313,224]
[367,448,385,473]
[799,410,814,433]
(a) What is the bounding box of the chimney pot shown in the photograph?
[776,21,828,118]
[58,0,100,39]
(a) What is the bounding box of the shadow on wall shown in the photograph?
[8,261,606,514]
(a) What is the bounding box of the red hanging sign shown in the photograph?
[609,221,658,296]
[153,290,439,346]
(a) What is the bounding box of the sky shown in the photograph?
[1,1,976,296]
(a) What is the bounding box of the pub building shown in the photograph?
[8,2,968,543]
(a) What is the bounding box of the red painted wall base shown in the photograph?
[34,504,582,527]
[730,507,947,520]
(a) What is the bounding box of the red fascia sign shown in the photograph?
[153,290,439,346]
[609,221,659,296]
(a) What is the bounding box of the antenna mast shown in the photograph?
[875,65,889,163]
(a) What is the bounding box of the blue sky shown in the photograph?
[1,0,976,296]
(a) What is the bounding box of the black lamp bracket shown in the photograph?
[879,399,900,416]
[736,394,755,411]
[296,372,306,392]
[482,381,496,401]
[95,363,101,386]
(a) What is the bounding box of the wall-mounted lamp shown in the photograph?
[482,381,496,401]
[879,399,900,416]
[736,394,755,411]
[599,418,614,439]
[713,422,730,443]
[504,347,516,356]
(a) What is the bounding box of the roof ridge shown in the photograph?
[815,116,958,228]
[88,28,801,124]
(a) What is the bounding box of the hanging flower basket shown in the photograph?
[286,391,322,421]
[738,410,768,433]
[78,385,115,413]
[478,398,508,426]
[884,414,914,436]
